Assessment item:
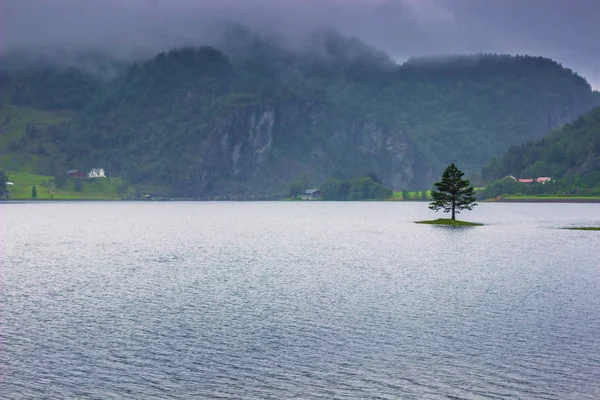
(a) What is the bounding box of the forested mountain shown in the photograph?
[1,30,599,196]
[0,67,101,111]
[484,106,600,180]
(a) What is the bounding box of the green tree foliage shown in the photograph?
[321,178,351,200]
[0,67,101,110]
[74,179,83,192]
[402,189,409,200]
[25,122,37,139]
[31,185,37,198]
[429,164,477,220]
[322,176,392,201]
[421,189,428,201]
[287,179,304,198]
[0,171,8,197]
[54,173,67,188]
[299,173,309,189]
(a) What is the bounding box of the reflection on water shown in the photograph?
[1,202,599,399]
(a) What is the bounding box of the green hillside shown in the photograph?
[481,107,600,198]
[1,30,599,197]
[484,106,600,179]
[0,104,71,172]
[4,171,124,200]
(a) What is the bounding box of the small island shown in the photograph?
[415,218,483,226]
[416,163,482,226]
[563,227,600,231]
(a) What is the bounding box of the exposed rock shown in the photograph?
[185,100,418,195]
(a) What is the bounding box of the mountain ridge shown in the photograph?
[1,31,599,196]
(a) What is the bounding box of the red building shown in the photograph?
[67,169,85,179]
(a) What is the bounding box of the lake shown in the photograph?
[1,202,599,399]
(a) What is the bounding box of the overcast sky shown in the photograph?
[2,0,599,88]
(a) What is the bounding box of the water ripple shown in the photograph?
[1,202,600,399]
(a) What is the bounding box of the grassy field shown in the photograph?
[415,218,483,226]
[5,171,122,200]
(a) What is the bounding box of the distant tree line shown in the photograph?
[400,188,429,201]
[321,176,393,201]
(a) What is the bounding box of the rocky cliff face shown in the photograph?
[183,100,418,196]
[194,106,275,191]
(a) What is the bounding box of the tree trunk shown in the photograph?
[451,200,455,220]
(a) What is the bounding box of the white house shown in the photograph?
[88,168,106,178]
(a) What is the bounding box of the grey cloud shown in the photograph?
[1,0,599,87]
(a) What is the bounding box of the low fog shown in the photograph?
[1,0,599,87]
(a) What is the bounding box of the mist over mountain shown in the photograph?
[2,0,600,88]
[0,24,396,79]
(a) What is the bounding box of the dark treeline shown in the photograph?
[0,171,8,198]
[321,176,392,201]
[0,67,101,110]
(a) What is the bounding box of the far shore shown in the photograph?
[486,197,600,203]
[3,195,600,203]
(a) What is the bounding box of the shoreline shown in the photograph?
[487,197,600,203]
[3,196,600,203]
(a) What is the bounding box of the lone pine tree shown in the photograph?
[429,163,477,220]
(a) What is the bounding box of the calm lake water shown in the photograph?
[1,202,599,399]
